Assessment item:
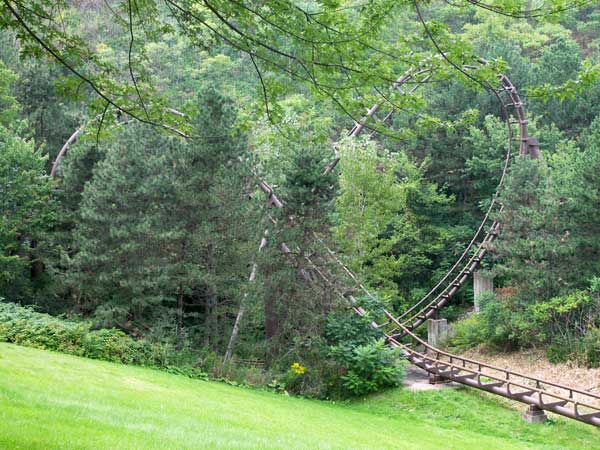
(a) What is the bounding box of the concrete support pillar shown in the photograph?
[427,318,449,347]
[473,271,494,312]
[427,319,450,384]
[522,405,547,424]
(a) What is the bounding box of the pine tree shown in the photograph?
[71,85,259,348]
[251,95,337,356]
[0,62,55,302]
[71,123,181,328]
[495,156,569,300]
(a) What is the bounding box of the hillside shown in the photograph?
[0,343,598,450]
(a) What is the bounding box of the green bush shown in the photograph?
[448,292,522,352]
[0,302,206,374]
[447,286,600,368]
[337,340,404,396]
[446,313,487,352]
[531,289,600,368]
[325,308,404,397]
[580,327,600,367]
[546,327,600,367]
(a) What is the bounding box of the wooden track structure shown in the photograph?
[258,60,600,427]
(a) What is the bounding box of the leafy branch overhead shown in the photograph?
[1,0,590,131]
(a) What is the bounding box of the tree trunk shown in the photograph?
[204,294,213,348]
[224,230,268,363]
[204,242,219,349]
[224,298,246,362]
[264,291,281,340]
[176,288,184,351]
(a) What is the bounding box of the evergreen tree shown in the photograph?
[496,118,600,302]
[251,95,337,359]
[0,62,55,302]
[551,116,600,283]
[172,83,259,350]
[71,85,258,347]
[0,124,55,301]
[71,123,181,328]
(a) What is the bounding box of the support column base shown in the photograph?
[428,373,449,385]
[522,405,547,424]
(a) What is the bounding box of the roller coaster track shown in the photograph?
[387,325,600,427]
[264,60,600,427]
[337,64,534,341]
[53,56,599,426]
[314,225,600,427]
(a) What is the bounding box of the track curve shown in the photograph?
[318,62,600,427]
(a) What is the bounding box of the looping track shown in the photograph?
[316,61,600,427]
[349,67,529,340]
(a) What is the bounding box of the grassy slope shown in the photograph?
[0,344,598,450]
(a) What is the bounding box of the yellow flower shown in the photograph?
[291,362,306,375]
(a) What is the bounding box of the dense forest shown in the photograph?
[1,0,599,399]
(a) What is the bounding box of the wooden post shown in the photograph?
[527,137,541,160]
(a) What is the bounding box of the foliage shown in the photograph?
[333,135,456,310]
[337,340,404,396]
[0,121,56,302]
[0,60,19,127]
[69,122,183,327]
[326,309,404,397]
[0,0,527,127]
[249,95,338,376]
[69,86,258,348]
[447,291,518,352]
[1,0,600,391]
[494,156,567,300]
[0,301,169,367]
[533,287,600,367]
[449,284,600,367]
[13,60,79,164]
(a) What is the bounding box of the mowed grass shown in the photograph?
[0,344,598,450]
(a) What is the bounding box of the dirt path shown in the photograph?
[403,364,460,391]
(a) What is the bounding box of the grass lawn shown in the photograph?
[0,343,598,449]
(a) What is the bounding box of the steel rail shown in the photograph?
[317,62,522,336]
[319,219,600,427]
[323,60,522,334]
[386,219,502,337]
[262,57,600,427]
[390,74,531,336]
[383,323,600,427]
[252,60,600,427]
[384,73,528,336]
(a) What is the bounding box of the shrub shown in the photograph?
[0,302,208,376]
[325,308,405,397]
[580,327,600,367]
[447,285,600,368]
[337,340,404,396]
[446,313,487,352]
[448,292,522,352]
[546,327,600,367]
[530,289,600,368]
